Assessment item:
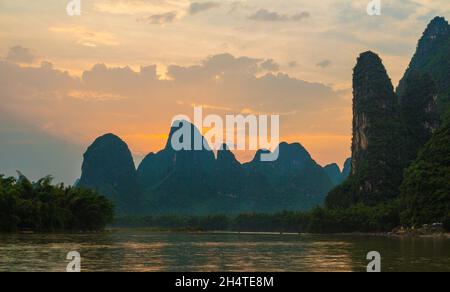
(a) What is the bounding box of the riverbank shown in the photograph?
[111,210,449,236]
[210,230,450,238]
[104,226,450,239]
[6,224,449,239]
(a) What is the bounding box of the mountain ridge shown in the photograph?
[80,121,347,215]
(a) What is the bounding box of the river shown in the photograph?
[0,229,449,272]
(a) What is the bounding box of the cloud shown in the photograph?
[189,2,220,15]
[249,9,286,21]
[288,61,299,68]
[259,59,279,72]
[316,60,332,69]
[291,12,311,21]
[0,53,347,137]
[93,0,187,15]
[6,46,36,64]
[166,53,261,80]
[227,1,245,15]
[68,90,127,101]
[49,26,119,47]
[0,109,83,185]
[0,60,78,93]
[82,63,158,94]
[249,9,310,22]
[0,53,350,184]
[383,0,421,20]
[139,11,178,25]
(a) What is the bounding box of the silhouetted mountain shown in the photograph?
[78,133,142,214]
[213,144,244,199]
[324,163,342,185]
[241,142,333,212]
[80,121,338,215]
[137,121,217,214]
[342,158,352,178]
[324,158,352,186]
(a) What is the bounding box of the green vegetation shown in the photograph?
[326,19,450,232]
[400,72,440,165]
[113,202,405,233]
[327,123,450,231]
[400,123,450,227]
[113,195,450,233]
[0,173,114,232]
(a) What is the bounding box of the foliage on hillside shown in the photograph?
[400,72,440,164]
[400,123,450,227]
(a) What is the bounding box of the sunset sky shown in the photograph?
[1,0,449,184]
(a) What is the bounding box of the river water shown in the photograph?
[0,229,449,272]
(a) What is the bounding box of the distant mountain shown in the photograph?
[213,144,244,201]
[137,123,333,214]
[78,134,142,215]
[324,164,341,185]
[342,158,352,178]
[137,121,217,215]
[241,142,334,213]
[80,121,336,215]
[324,159,351,186]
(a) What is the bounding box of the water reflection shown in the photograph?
[0,230,449,272]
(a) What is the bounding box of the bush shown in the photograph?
[0,174,114,232]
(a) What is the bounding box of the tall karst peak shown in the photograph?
[165,119,211,151]
[352,51,398,174]
[414,16,450,62]
[324,163,342,186]
[278,142,311,159]
[78,133,142,214]
[327,51,404,208]
[424,16,449,37]
[353,51,395,103]
[397,17,450,120]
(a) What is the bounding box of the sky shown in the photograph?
[0,0,449,184]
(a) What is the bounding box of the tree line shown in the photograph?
[0,173,114,232]
[113,202,449,233]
